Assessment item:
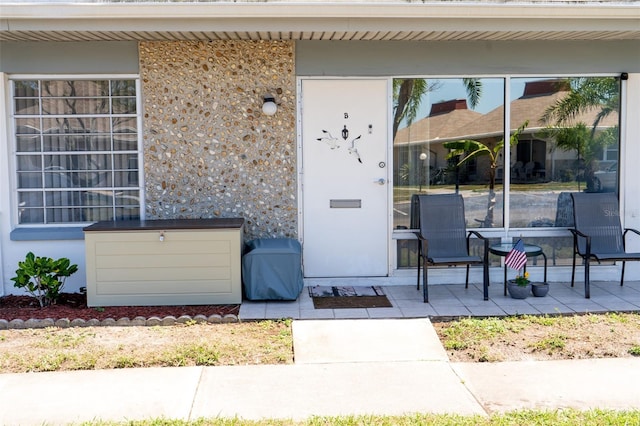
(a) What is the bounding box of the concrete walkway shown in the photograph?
[1,318,640,425]
[240,281,640,320]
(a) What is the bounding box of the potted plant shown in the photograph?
[531,281,550,297]
[507,271,531,299]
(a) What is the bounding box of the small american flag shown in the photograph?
[505,239,527,270]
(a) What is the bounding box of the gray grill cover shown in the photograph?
[242,238,304,301]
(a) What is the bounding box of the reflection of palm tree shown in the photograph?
[541,123,593,191]
[542,77,619,132]
[393,79,437,138]
[541,77,619,191]
[393,78,482,138]
[393,78,484,191]
[443,121,528,228]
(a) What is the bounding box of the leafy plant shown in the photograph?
[541,77,620,191]
[514,271,530,287]
[11,252,78,308]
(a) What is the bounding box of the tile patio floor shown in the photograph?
[239,280,640,321]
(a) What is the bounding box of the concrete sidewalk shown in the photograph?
[1,319,640,425]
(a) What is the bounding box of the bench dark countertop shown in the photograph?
[83,218,245,232]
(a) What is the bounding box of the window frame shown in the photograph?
[8,74,144,230]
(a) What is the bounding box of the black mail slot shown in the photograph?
[330,199,362,208]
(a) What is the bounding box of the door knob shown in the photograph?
[375,178,385,185]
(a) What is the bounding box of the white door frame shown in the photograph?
[297,76,394,277]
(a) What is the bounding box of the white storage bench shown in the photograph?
[83,218,244,307]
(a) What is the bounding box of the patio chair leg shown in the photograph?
[416,243,421,291]
[482,263,489,301]
[423,261,429,303]
[465,265,470,289]
[571,252,577,287]
[584,257,591,299]
[621,261,626,286]
[483,246,489,301]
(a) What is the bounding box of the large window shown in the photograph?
[12,78,141,225]
[393,78,505,230]
[509,77,620,229]
[393,76,621,267]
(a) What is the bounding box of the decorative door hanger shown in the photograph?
[316,112,370,164]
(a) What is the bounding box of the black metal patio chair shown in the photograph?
[570,192,640,298]
[415,193,490,303]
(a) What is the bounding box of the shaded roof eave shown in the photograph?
[1,2,639,42]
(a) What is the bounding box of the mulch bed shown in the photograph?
[0,292,240,322]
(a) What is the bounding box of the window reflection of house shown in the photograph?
[393,99,482,185]
[393,76,620,256]
[448,79,564,184]
[394,78,619,188]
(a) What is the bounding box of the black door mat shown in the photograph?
[308,286,393,309]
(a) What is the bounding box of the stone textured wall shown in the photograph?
[140,41,297,240]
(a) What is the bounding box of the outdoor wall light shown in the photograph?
[262,95,277,116]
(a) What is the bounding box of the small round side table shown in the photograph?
[489,243,548,296]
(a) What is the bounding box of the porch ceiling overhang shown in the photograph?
[1,2,639,42]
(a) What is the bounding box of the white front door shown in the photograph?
[301,79,389,277]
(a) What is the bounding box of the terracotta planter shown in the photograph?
[531,282,549,297]
[507,280,531,299]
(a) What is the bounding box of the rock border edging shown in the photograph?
[0,314,240,330]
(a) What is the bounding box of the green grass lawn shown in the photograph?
[83,409,640,425]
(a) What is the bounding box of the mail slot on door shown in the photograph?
[330,199,362,208]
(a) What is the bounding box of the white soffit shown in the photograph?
[1,2,639,42]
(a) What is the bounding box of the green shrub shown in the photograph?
[11,252,78,308]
